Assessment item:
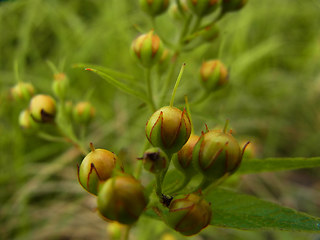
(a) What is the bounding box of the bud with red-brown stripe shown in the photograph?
[145,106,192,154]
[166,193,212,236]
[97,175,148,225]
[131,31,164,68]
[200,60,228,91]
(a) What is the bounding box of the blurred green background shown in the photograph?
[1,0,320,239]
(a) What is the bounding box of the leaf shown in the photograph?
[73,63,136,82]
[74,65,150,104]
[237,157,320,174]
[206,187,320,232]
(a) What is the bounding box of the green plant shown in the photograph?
[3,1,320,240]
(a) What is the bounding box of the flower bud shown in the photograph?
[131,31,164,68]
[200,60,228,91]
[78,147,118,196]
[10,82,35,102]
[140,147,169,174]
[73,101,95,124]
[146,106,192,154]
[19,109,38,130]
[172,135,199,176]
[187,0,220,17]
[166,193,212,236]
[200,24,219,42]
[140,0,170,17]
[29,94,56,123]
[97,175,148,225]
[192,129,242,182]
[169,1,189,21]
[222,0,248,13]
[52,73,69,99]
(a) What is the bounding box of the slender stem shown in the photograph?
[121,225,131,240]
[189,91,211,106]
[14,60,22,83]
[145,68,156,111]
[170,63,186,107]
[223,119,229,133]
[155,173,162,197]
[190,16,202,34]
[184,95,194,135]
[37,132,66,143]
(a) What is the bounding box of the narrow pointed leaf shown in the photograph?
[206,187,320,232]
[75,66,150,104]
[238,157,320,174]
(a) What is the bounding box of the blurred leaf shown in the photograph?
[207,188,320,231]
[238,157,320,174]
[74,65,150,104]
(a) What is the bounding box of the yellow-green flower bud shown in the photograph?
[140,0,170,17]
[97,175,148,225]
[173,135,199,176]
[10,82,35,102]
[200,24,219,42]
[73,101,95,124]
[166,193,212,236]
[222,0,247,13]
[29,94,56,123]
[141,147,169,174]
[200,60,228,91]
[187,0,220,17]
[52,73,69,99]
[19,109,38,130]
[131,31,164,68]
[192,129,242,182]
[146,106,192,154]
[78,147,118,196]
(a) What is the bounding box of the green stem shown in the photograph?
[47,60,59,74]
[170,63,186,107]
[145,68,156,111]
[190,16,202,34]
[121,225,131,240]
[189,92,211,106]
[14,60,22,83]
[155,173,163,197]
[168,174,191,194]
[37,132,66,143]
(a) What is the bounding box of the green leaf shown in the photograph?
[238,157,320,174]
[206,188,320,231]
[74,65,150,105]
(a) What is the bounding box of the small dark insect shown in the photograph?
[161,194,173,207]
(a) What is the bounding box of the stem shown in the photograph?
[170,63,186,107]
[37,132,66,143]
[155,173,162,197]
[134,139,150,179]
[121,225,131,240]
[189,91,211,106]
[47,60,59,74]
[145,68,156,111]
[168,174,191,194]
[223,119,229,133]
[190,16,202,34]
[184,95,194,135]
[14,60,22,83]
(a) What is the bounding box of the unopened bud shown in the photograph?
[19,109,38,130]
[73,101,95,124]
[146,106,191,154]
[222,0,248,13]
[97,175,148,225]
[141,147,169,174]
[192,129,243,182]
[166,193,212,236]
[11,82,35,102]
[140,0,170,17]
[78,146,118,196]
[131,31,164,68]
[187,0,220,17]
[200,60,228,91]
[29,94,56,123]
[173,135,199,176]
[52,73,69,99]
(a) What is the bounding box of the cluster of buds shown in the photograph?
[78,144,148,225]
